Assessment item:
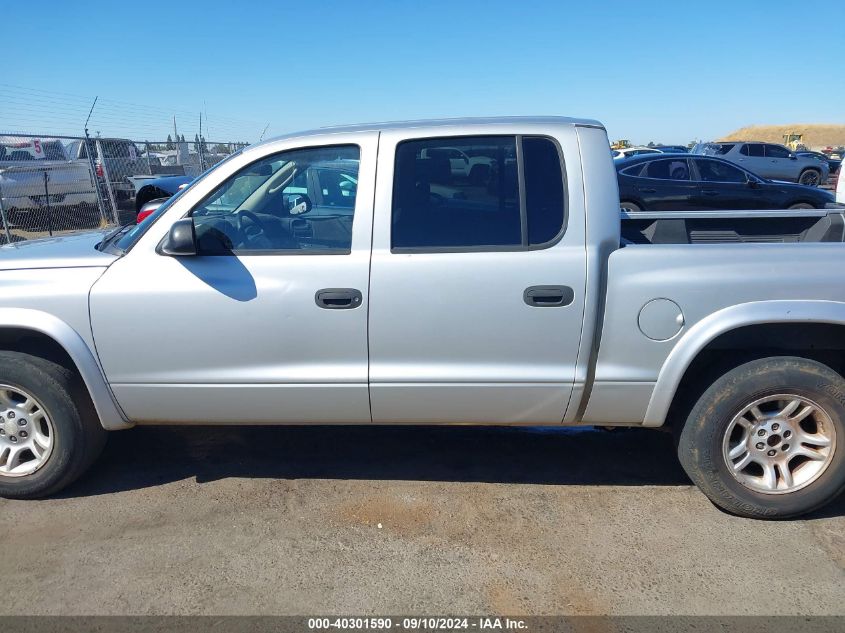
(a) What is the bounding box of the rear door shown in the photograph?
[736,143,768,177]
[635,158,696,210]
[368,127,586,424]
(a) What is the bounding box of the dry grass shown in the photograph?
[718,124,845,148]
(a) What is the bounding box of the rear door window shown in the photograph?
[644,158,690,180]
[391,135,566,251]
[740,143,764,157]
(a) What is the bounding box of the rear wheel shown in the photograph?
[0,352,106,499]
[788,202,815,210]
[798,169,821,186]
[677,356,845,518]
[620,201,642,212]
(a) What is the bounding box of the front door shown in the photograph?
[90,136,377,424]
[764,143,792,180]
[368,129,587,424]
[691,157,761,209]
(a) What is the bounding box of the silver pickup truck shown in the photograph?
[1,117,845,519]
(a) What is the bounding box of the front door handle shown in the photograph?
[638,187,657,193]
[315,288,362,309]
[524,285,574,307]
[701,189,719,196]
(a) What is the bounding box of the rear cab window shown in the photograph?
[391,135,566,251]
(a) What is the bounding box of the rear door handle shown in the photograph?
[701,189,719,196]
[638,187,657,193]
[315,288,362,309]
[524,285,574,307]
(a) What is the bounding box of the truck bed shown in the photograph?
[621,209,845,245]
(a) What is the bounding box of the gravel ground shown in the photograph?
[0,425,843,615]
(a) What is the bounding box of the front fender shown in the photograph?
[642,300,845,427]
[0,308,131,430]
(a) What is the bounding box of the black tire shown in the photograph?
[678,356,845,519]
[798,169,821,186]
[788,202,815,210]
[620,201,642,212]
[0,352,106,499]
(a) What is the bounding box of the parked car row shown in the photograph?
[614,140,841,188]
[617,154,838,212]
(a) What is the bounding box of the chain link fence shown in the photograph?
[0,134,246,244]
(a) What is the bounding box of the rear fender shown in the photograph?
[643,300,845,427]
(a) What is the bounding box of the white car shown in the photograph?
[837,165,845,204]
[419,146,496,182]
[611,146,662,160]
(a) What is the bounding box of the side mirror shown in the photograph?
[160,218,197,256]
[789,154,797,160]
[286,193,312,216]
[747,178,761,189]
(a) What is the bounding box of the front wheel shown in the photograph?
[798,169,821,186]
[678,356,845,518]
[620,201,642,212]
[0,352,106,499]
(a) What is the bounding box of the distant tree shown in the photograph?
[180,134,186,143]
[213,143,229,154]
[647,141,656,147]
[166,134,174,150]
[194,134,200,152]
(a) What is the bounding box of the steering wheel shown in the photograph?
[235,210,270,245]
[235,209,268,246]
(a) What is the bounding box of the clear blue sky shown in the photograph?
[3,0,843,144]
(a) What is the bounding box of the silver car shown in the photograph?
[692,141,829,186]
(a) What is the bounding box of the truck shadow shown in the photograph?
[62,425,845,518]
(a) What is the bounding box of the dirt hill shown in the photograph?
[718,124,845,149]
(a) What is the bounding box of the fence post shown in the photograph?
[144,141,153,175]
[0,183,13,245]
[96,139,119,224]
[83,136,109,226]
[42,171,53,237]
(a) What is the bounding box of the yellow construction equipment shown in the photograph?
[611,139,630,150]
[782,132,805,151]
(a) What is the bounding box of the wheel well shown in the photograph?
[0,327,97,415]
[665,323,845,430]
[0,328,77,369]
